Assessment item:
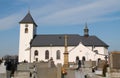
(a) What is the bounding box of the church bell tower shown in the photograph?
[19,12,37,62]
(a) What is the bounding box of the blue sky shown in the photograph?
[0,0,120,57]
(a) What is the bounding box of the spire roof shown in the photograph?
[19,12,37,26]
[84,22,89,37]
[84,22,88,29]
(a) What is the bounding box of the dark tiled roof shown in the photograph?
[19,12,37,26]
[30,34,109,47]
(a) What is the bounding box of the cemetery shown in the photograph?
[0,51,120,78]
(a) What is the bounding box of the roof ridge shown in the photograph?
[37,34,80,36]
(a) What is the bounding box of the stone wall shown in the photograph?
[17,63,32,71]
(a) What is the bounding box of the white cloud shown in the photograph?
[0,0,120,30]
[0,12,23,30]
[38,0,120,26]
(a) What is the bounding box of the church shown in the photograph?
[18,12,109,65]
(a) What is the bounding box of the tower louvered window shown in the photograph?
[25,28,28,33]
[25,24,28,33]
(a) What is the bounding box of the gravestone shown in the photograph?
[84,61,96,68]
[97,60,105,70]
[0,61,6,78]
[110,52,120,69]
[0,61,6,73]
[14,71,30,78]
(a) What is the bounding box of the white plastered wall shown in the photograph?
[31,47,65,65]
[30,43,108,65]
[19,23,35,62]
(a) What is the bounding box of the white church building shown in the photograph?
[18,12,109,65]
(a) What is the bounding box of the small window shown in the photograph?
[25,28,28,33]
[25,24,28,27]
[34,50,38,56]
[45,50,49,59]
[36,58,38,62]
[56,50,60,60]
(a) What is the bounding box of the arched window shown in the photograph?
[34,50,38,56]
[82,56,86,65]
[45,50,49,59]
[56,50,60,59]
[25,28,28,33]
[35,58,38,62]
[82,56,86,61]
